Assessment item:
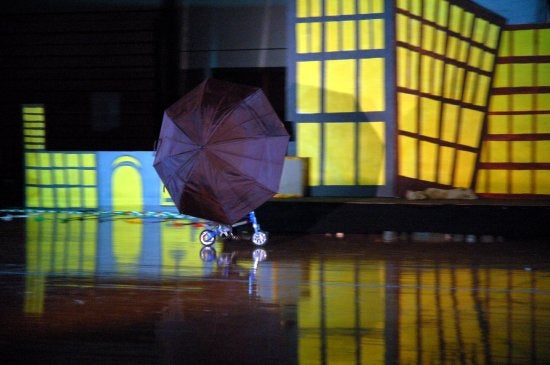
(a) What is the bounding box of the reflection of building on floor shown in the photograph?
[477,25,550,197]
[19,214,549,363]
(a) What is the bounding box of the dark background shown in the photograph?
[0,1,287,207]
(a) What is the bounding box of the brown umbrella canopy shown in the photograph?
[154,78,289,224]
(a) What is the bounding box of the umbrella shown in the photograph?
[153,78,289,225]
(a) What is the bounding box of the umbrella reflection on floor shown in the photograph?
[0,213,549,364]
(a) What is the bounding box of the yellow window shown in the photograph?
[325,59,356,113]
[536,141,550,162]
[512,115,534,134]
[513,30,535,56]
[511,170,533,194]
[359,58,385,112]
[398,135,417,178]
[297,0,322,17]
[441,103,459,143]
[448,5,463,34]
[461,12,474,38]
[472,18,488,44]
[488,170,509,193]
[358,121,385,185]
[409,0,421,16]
[423,0,437,22]
[433,29,446,55]
[297,61,322,114]
[409,19,421,47]
[537,114,550,133]
[438,146,455,186]
[324,123,356,185]
[341,21,357,51]
[436,1,449,25]
[486,24,501,50]
[454,150,476,188]
[419,98,440,139]
[458,108,484,148]
[359,0,384,14]
[420,55,433,94]
[481,52,495,72]
[535,170,550,194]
[512,94,534,111]
[489,95,509,112]
[498,31,512,57]
[325,21,340,52]
[475,75,491,106]
[512,63,534,87]
[539,28,550,55]
[487,141,509,163]
[396,14,408,43]
[492,64,510,88]
[81,154,96,168]
[297,123,322,186]
[536,93,550,111]
[487,115,509,134]
[83,170,97,186]
[398,93,418,133]
[475,168,487,193]
[297,22,322,53]
[56,188,68,208]
[462,71,477,104]
[539,64,550,86]
[422,24,435,52]
[468,46,482,69]
[67,169,80,185]
[510,141,533,163]
[419,141,438,182]
[359,19,384,50]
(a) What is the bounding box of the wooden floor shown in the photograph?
[0,209,549,364]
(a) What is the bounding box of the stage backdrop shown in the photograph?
[21,0,550,211]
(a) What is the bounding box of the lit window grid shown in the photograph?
[296,57,386,114]
[297,18,385,54]
[476,168,550,195]
[297,121,386,186]
[498,28,550,58]
[296,0,385,18]
[23,105,46,150]
[25,152,98,209]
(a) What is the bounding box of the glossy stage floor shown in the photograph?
[1,199,549,364]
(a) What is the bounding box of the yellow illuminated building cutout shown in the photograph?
[22,104,99,209]
[395,0,503,192]
[291,0,389,195]
[477,25,550,197]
